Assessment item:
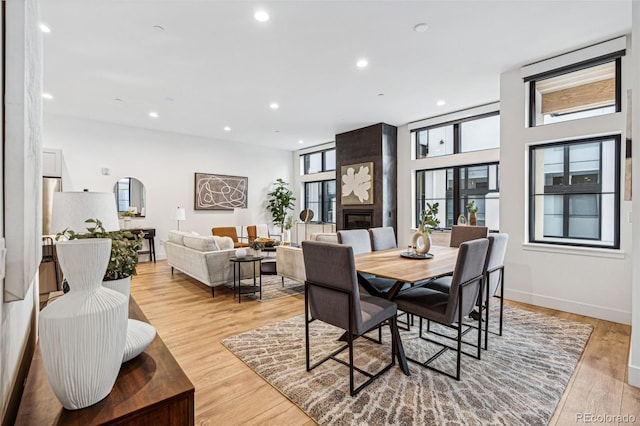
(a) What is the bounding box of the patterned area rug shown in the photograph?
[225,275,304,301]
[222,305,592,425]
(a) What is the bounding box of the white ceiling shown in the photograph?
[39,0,631,151]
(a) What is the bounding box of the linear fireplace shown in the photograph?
[344,211,373,230]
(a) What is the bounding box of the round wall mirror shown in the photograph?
[114,177,146,217]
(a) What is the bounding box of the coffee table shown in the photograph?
[229,256,263,303]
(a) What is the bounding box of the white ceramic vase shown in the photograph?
[103,276,132,299]
[122,319,156,362]
[411,224,432,255]
[39,239,128,410]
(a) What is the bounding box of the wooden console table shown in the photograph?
[128,228,156,263]
[16,298,194,425]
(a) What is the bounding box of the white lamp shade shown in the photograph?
[50,192,120,234]
[175,207,186,221]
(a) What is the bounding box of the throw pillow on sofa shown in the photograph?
[183,235,218,252]
[212,236,234,250]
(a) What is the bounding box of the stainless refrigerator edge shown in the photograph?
[43,177,62,235]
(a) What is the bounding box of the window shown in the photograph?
[416,163,500,230]
[304,180,336,223]
[301,148,336,174]
[116,178,131,212]
[414,112,499,159]
[529,136,620,248]
[527,58,621,127]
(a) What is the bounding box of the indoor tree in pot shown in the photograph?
[57,218,144,298]
[266,178,296,233]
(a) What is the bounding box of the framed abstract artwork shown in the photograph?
[194,173,248,210]
[341,162,374,205]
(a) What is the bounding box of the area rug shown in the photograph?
[222,305,592,425]
[225,275,304,301]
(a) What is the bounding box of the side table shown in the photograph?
[229,256,263,303]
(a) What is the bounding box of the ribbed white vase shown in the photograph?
[39,239,128,410]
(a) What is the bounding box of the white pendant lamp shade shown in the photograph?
[50,192,120,234]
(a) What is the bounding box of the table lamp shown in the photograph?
[50,191,120,234]
[175,207,186,230]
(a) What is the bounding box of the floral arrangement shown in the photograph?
[284,215,295,230]
[419,202,440,235]
[466,201,479,214]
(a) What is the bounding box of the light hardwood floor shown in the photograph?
[131,260,640,426]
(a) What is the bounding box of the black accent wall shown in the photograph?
[335,123,397,231]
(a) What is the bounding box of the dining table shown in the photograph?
[352,245,460,375]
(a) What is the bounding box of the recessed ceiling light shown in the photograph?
[413,23,428,33]
[269,102,279,110]
[149,112,159,118]
[298,140,304,144]
[224,126,231,131]
[114,98,123,102]
[378,93,384,97]
[436,99,446,106]
[42,93,53,100]
[40,24,51,33]
[254,10,269,22]
[152,25,165,32]
[356,59,368,68]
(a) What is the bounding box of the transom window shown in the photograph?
[300,149,336,175]
[413,112,499,159]
[527,57,622,127]
[529,136,620,248]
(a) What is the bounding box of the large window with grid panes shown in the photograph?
[528,135,620,248]
[416,163,500,230]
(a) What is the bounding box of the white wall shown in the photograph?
[628,1,640,386]
[1,0,40,420]
[43,114,294,259]
[499,41,632,324]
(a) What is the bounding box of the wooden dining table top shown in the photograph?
[354,245,459,284]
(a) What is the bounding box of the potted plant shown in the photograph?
[466,201,479,226]
[412,202,440,255]
[266,178,296,232]
[248,238,265,256]
[121,210,135,230]
[56,218,144,297]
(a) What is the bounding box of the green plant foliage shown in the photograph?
[419,202,440,234]
[56,218,144,281]
[466,200,479,214]
[283,215,296,230]
[248,239,265,250]
[266,178,296,232]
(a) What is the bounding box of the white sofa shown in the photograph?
[276,233,338,283]
[165,230,258,297]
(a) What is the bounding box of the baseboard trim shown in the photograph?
[628,362,640,387]
[505,289,631,325]
[2,305,36,426]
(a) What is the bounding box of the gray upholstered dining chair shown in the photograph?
[337,229,402,297]
[427,233,508,349]
[449,225,488,247]
[302,240,403,395]
[368,227,397,251]
[394,238,489,380]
